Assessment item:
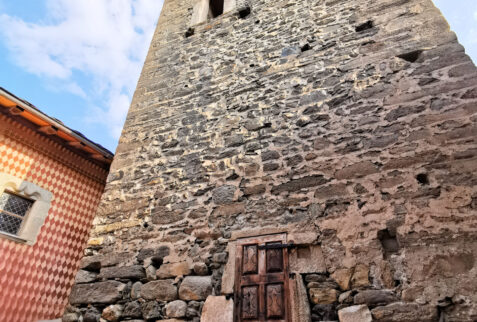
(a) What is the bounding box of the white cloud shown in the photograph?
[0,0,163,141]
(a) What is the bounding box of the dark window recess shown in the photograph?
[238,6,251,19]
[416,173,429,185]
[301,43,311,52]
[378,229,399,258]
[209,0,224,18]
[185,27,195,38]
[355,20,374,32]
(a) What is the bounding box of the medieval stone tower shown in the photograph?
[66,0,477,321]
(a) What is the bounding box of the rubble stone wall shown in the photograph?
[66,0,477,321]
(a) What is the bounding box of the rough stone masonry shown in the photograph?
[65,0,477,321]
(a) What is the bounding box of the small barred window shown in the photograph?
[0,191,33,235]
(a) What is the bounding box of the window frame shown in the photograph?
[190,0,236,25]
[0,173,53,245]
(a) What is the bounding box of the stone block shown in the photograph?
[101,304,123,321]
[131,281,142,299]
[156,262,191,279]
[331,268,353,291]
[123,301,142,319]
[351,264,369,288]
[137,246,170,263]
[309,288,338,304]
[70,281,125,304]
[75,270,97,284]
[338,305,372,322]
[141,280,177,301]
[335,161,379,180]
[221,242,236,295]
[212,185,236,204]
[354,290,398,307]
[141,301,161,320]
[289,245,326,274]
[165,300,187,318]
[289,274,311,322]
[200,296,233,322]
[179,276,213,300]
[99,265,145,280]
[271,175,328,194]
[193,262,209,276]
[79,256,102,271]
[312,304,337,321]
[371,302,438,321]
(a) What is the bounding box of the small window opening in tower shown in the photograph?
[209,0,224,18]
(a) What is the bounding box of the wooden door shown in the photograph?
[234,234,290,322]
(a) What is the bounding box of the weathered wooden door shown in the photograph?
[234,234,290,322]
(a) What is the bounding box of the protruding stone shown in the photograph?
[101,304,123,321]
[141,280,177,301]
[165,300,187,318]
[201,296,234,322]
[309,288,338,304]
[338,305,372,322]
[179,276,213,300]
[70,281,126,304]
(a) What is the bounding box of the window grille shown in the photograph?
[0,192,33,235]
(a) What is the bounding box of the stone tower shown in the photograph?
[66,0,477,321]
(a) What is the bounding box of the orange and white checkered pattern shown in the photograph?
[0,124,107,321]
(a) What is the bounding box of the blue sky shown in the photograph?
[0,0,475,152]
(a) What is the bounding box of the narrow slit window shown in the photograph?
[209,0,224,18]
[0,191,33,235]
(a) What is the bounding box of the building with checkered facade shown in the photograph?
[0,88,113,322]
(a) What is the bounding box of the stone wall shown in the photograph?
[65,0,477,321]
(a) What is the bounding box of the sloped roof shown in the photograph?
[0,87,114,167]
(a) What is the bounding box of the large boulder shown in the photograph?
[141,280,177,301]
[179,276,213,300]
[70,281,126,304]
